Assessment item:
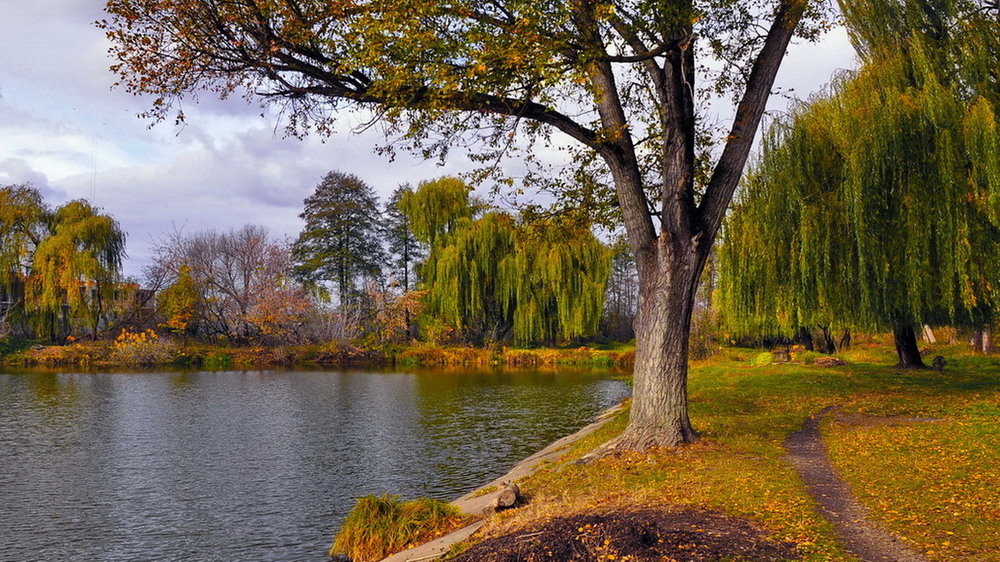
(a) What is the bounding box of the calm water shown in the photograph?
[0,368,629,561]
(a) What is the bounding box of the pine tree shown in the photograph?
[383,185,425,292]
[292,171,387,305]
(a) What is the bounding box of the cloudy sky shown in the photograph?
[0,2,857,278]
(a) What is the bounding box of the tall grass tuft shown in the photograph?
[330,495,463,562]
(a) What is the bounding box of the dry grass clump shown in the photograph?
[330,494,465,562]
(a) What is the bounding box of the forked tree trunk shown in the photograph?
[894,324,925,368]
[581,0,806,455]
[818,325,836,354]
[839,329,851,350]
[597,239,704,451]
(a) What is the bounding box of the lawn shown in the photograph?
[463,342,999,561]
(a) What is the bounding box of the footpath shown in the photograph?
[784,408,927,562]
[383,404,926,562]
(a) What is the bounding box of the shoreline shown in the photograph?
[379,401,629,562]
[1,341,635,372]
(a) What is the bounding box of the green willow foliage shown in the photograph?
[0,186,126,338]
[0,185,47,288]
[403,178,610,345]
[28,200,127,337]
[719,0,1000,337]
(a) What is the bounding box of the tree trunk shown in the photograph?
[839,329,851,350]
[971,327,984,353]
[922,324,936,344]
[797,326,814,351]
[818,325,836,354]
[593,241,703,452]
[983,325,993,354]
[894,324,925,368]
[582,0,806,455]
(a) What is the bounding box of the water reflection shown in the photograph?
[0,368,628,561]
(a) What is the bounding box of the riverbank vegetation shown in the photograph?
[1,177,635,355]
[0,333,636,371]
[432,341,998,561]
[331,495,467,562]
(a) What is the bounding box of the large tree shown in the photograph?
[292,171,386,305]
[719,0,1000,367]
[404,178,610,345]
[148,224,312,342]
[383,184,425,292]
[101,0,827,449]
[1,186,128,339]
[0,185,48,333]
[26,199,126,339]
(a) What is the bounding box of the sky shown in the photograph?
[0,2,858,278]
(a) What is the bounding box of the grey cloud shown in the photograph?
[0,158,66,200]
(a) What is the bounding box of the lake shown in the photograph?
[0,368,629,561]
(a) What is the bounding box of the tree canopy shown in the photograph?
[403,177,609,346]
[0,185,127,339]
[101,0,828,449]
[292,171,386,304]
[719,0,1000,362]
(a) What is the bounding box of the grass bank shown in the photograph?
[445,343,998,561]
[0,337,634,371]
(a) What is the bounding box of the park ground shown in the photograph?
[341,338,998,561]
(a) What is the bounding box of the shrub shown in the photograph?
[331,495,463,562]
[110,329,174,366]
[750,351,773,367]
[795,350,822,365]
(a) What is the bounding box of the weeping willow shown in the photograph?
[399,177,479,249]
[405,178,610,345]
[719,0,1000,340]
[0,185,46,287]
[504,220,610,345]
[27,200,127,339]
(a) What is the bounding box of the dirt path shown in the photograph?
[784,408,927,562]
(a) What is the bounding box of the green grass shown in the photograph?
[823,350,1000,561]
[469,343,999,561]
[331,495,466,562]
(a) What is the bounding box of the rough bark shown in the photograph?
[592,0,806,453]
[894,324,925,368]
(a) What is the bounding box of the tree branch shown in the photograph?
[698,0,807,239]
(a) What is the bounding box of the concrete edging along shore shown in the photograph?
[380,402,628,562]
